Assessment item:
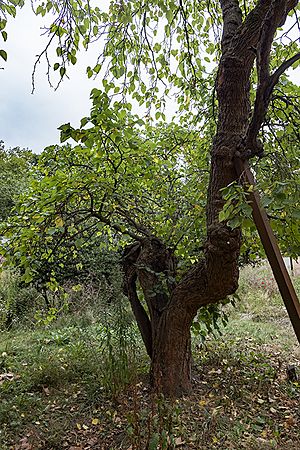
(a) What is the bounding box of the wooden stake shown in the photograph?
[234,158,300,344]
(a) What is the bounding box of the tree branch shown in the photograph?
[91,210,142,241]
[231,0,297,59]
[267,52,300,95]
[219,0,242,54]
[115,205,153,237]
[126,277,153,358]
[243,0,299,155]
[122,242,153,357]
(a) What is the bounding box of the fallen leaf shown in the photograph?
[175,437,185,446]
[284,416,296,427]
[0,372,15,383]
[16,437,32,450]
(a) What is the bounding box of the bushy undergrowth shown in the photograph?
[0,295,142,447]
[0,269,41,329]
[238,264,279,297]
[0,249,127,330]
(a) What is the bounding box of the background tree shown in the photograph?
[0,141,36,222]
[1,0,300,395]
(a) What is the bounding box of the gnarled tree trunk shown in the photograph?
[122,0,297,396]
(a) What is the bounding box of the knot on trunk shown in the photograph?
[122,237,177,326]
[206,224,240,259]
[236,137,264,160]
[138,238,176,284]
[213,145,231,159]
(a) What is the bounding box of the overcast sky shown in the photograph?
[1,5,299,153]
[1,4,100,153]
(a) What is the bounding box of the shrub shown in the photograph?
[0,269,40,329]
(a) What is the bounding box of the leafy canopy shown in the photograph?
[1,0,298,112]
[2,92,210,286]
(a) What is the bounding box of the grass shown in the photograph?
[227,264,300,351]
[0,264,299,449]
[0,303,142,449]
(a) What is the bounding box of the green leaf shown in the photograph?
[291,210,300,220]
[70,54,77,65]
[0,49,7,61]
[80,117,89,127]
[93,64,101,74]
[0,20,7,32]
[219,210,227,222]
[60,67,66,78]
[87,66,93,78]
[23,267,33,283]
[227,216,242,229]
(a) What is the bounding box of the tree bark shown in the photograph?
[151,307,193,396]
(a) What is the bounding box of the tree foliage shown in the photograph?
[2,92,210,285]
[0,142,37,222]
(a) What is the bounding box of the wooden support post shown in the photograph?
[234,158,300,344]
